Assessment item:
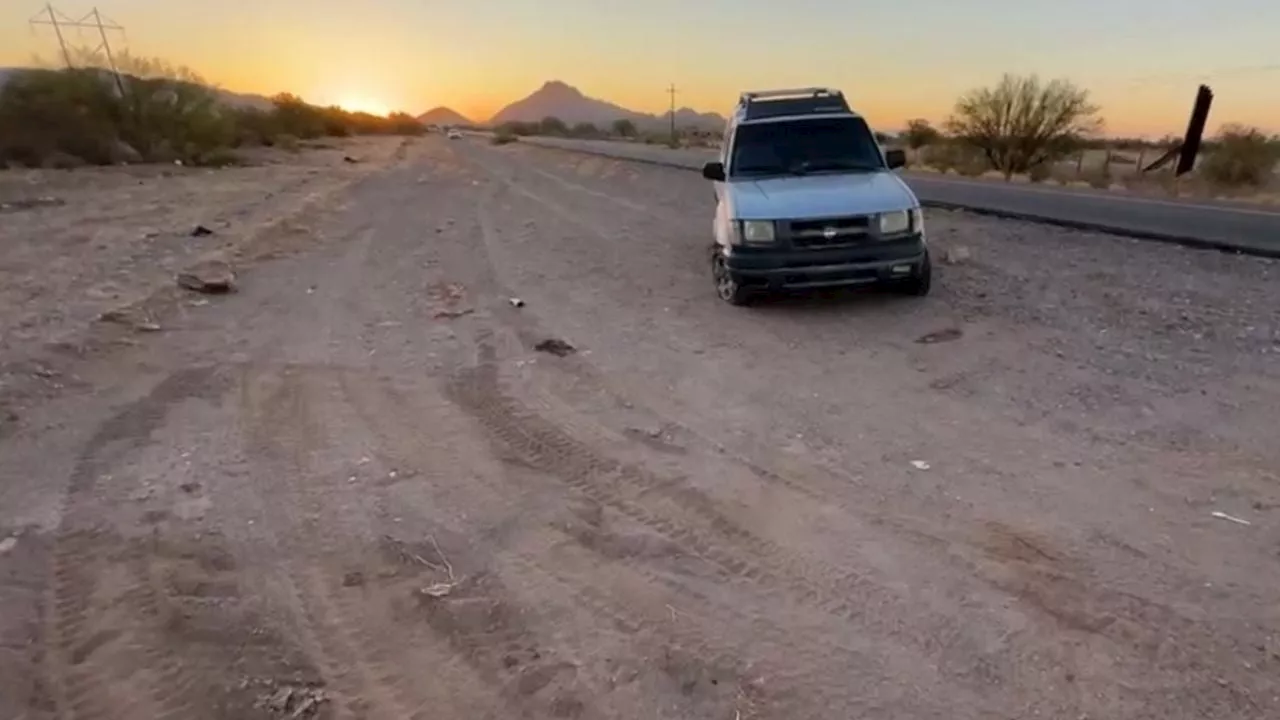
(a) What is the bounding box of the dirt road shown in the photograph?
[2,136,1278,720]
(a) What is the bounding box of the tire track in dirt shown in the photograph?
[335,367,772,718]
[240,361,611,719]
[440,341,1001,717]
[238,362,418,720]
[42,366,285,720]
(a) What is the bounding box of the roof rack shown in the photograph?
[736,87,851,121]
[739,87,842,103]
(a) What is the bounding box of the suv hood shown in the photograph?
[728,171,917,220]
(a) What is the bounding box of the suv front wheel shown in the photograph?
[897,252,932,297]
[711,251,754,306]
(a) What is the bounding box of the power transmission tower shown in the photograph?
[29,4,128,96]
[28,4,72,68]
[666,83,678,144]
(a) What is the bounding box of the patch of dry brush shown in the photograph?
[0,67,424,169]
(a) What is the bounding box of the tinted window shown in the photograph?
[729,117,883,178]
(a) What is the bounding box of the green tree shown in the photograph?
[611,118,637,137]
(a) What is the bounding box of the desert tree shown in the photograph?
[903,118,941,149]
[539,116,568,135]
[611,118,637,137]
[945,74,1102,180]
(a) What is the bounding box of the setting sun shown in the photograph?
[332,96,392,117]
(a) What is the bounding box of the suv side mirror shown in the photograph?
[702,161,726,181]
[884,149,907,170]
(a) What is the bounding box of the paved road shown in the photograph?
[512,135,1280,256]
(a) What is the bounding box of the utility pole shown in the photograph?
[29,5,128,96]
[666,83,678,144]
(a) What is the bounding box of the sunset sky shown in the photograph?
[3,0,1277,136]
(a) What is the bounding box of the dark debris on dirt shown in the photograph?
[534,338,577,357]
[916,328,964,345]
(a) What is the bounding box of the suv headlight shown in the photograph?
[737,220,776,245]
[911,208,925,235]
[878,210,911,236]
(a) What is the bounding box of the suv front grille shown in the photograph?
[788,216,872,247]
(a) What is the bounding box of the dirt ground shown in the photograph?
[1,135,1278,720]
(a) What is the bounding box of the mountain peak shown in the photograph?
[488,80,725,132]
[534,80,583,99]
[417,105,474,125]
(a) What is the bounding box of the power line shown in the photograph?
[1125,63,1280,88]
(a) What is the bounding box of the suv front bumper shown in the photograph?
[722,233,926,290]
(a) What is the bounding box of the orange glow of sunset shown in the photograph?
[1,1,1277,136]
[331,96,393,117]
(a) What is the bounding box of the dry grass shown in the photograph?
[908,144,1280,204]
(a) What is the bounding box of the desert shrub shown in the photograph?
[1082,165,1112,189]
[611,118,637,137]
[491,129,518,145]
[922,141,989,176]
[116,76,235,164]
[0,65,426,168]
[570,122,599,138]
[920,144,955,173]
[1027,163,1052,183]
[269,93,326,139]
[197,147,244,167]
[384,112,425,136]
[955,155,990,177]
[903,119,941,150]
[1199,125,1279,188]
[227,107,282,146]
[0,68,121,165]
[495,121,538,137]
[273,134,301,152]
[539,116,568,136]
[641,133,679,147]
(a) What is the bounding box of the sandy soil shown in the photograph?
[0,136,410,426]
[1,136,1278,720]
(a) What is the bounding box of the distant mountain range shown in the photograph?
[485,80,726,132]
[417,106,474,126]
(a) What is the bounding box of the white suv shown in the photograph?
[700,87,929,305]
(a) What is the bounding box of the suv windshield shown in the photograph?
[729,116,884,178]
